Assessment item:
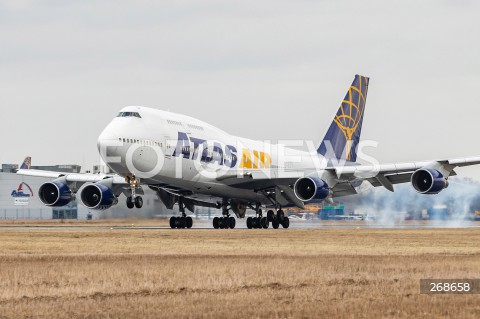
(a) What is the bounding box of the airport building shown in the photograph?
[0,163,168,220]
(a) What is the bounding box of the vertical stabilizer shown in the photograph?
[317,75,369,163]
[20,156,31,169]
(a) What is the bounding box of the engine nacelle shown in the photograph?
[411,168,449,194]
[38,181,74,207]
[80,184,118,210]
[293,177,330,202]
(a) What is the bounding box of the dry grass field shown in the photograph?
[0,223,479,318]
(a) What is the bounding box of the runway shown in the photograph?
[0,220,479,230]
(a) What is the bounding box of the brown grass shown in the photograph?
[0,227,479,318]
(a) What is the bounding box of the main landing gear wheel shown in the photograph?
[169,197,194,229]
[267,210,275,222]
[246,216,267,229]
[261,217,269,229]
[281,216,290,228]
[248,209,289,229]
[246,217,253,229]
[169,216,193,229]
[247,205,266,229]
[276,209,289,229]
[212,199,236,229]
[272,218,280,229]
[213,216,235,229]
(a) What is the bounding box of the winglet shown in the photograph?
[317,75,369,163]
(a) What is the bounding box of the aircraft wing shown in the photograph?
[17,168,220,210]
[16,169,120,183]
[332,157,480,185]
[16,169,130,197]
[222,157,480,202]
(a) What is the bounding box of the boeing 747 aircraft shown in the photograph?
[17,75,480,229]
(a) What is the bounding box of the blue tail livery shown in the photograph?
[20,156,31,169]
[317,74,369,163]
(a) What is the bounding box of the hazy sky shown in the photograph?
[2,0,480,178]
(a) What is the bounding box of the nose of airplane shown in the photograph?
[97,120,120,151]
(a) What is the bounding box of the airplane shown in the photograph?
[17,75,480,229]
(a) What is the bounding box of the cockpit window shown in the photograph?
[117,112,142,118]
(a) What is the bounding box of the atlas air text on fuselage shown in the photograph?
[171,132,272,169]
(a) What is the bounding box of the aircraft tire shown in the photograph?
[213,217,220,229]
[277,209,285,221]
[169,217,176,229]
[272,218,280,229]
[134,196,143,208]
[228,216,236,229]
[267,210,275,222]
[176,217,184,229]
[126,197,134,209]
[220,218,227,229]
[246,217,253,229]
[174,217,182,229]
[281,217,290,229]
[261,217,269,229]
[185,216,193,229]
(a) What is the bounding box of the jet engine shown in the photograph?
[80,183,118,210]
[38,181,74,207]
[411,168,448,194]
[293,177,330,202]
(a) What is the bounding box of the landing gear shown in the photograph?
[126,196,143,209]
[134,196,143,208]
[272,218,280,229]
[126,196,134,209]
[169,197,193,229]
[213,200,236,229]
[125,175,143,209]
[169,216,193,229]
[247,208,289,229]
[276,209,289,229]
[246,205,268,229]
[213,216,235,229]
[261,217,269,229]
[246,216,269,229]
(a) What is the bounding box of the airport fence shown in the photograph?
[0,208,50,220]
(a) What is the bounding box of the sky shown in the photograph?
[1,0,480,179]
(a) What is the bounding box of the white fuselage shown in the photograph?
[97,106,328,204]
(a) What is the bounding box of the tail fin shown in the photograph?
[317,74,369,163]
[20,156,31,169]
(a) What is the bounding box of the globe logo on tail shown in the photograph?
[332,76,367,161]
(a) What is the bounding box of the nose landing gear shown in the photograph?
[125,175,143,209]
